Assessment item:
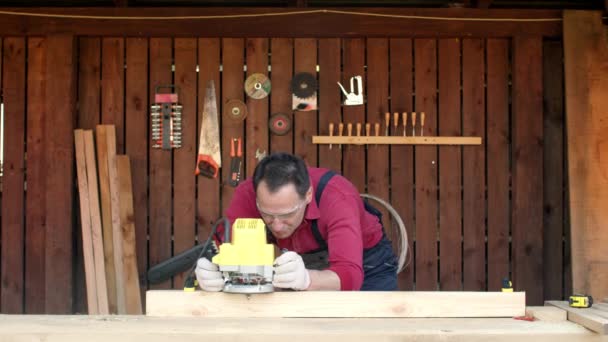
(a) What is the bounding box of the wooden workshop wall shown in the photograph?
[0,34,568,313]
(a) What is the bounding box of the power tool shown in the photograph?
[569,294,593,308]
[147,217,275,294]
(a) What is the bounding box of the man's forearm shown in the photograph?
[306,269,341,290]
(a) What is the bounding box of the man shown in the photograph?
[195,153,398,291]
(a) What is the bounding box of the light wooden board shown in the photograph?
[547,300,608,334]
[83,130,109,314]
[0,315,598,342]
[526,306,567,322]
[115,155,143,315]
[74,129,98,314]
[146,291,525,318]
[563,10,608,302]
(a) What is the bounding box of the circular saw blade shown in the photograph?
[244,73,271,99]
[269,113,292,136]
[290,72,317,99]
[224,99,248,121]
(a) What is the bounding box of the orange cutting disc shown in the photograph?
[224,99,248,121]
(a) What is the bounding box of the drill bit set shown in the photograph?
[150,85,183,150]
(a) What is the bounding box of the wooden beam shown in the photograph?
[146,291,525,318]
[525,306,567,322]
[546,301,608,335]
[0,315,599,342]
[563,10,608,303]
[0,8,561,37]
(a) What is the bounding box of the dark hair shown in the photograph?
[253,153,310,198]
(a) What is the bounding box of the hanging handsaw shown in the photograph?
[195,80,221,178]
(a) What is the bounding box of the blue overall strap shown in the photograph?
[310,170,337,250]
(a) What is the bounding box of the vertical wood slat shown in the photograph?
[101,38,125,153]
[366,38,390,232]
[74,129,99,314]
[83,130,109,314]
[44,34,76,313]
[462,38,486,291]
[25,37,47,314]
[173,38,198,288]
[78,37,101,130]
[438,38,462,291]
[542,40,565,301]
[318,38,341,172]
[563,11,608,302]
[173,38,197,287]
[341,39,365,191]
[486,38,511,292]
[148,38,173,289]
[96,125,118,311]
[125,38,148,296]
[115,155,143,314]
[1,37,26,314]
[293,38,317,166]
[197,38,221,242]
[414,39,438,291]
[512,36,544,305]
[221,38,244,213]
[389,38,414,290]
[245,38,269,178]
[269,38,294,155]
[0,36,3,311]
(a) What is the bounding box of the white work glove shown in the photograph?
[194,258,224,292]
[273,251,311,291]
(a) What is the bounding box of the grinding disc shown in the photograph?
[244,73,271,99]
[290,72,317,99]
[224,99,247,121]
[269,113,292,136]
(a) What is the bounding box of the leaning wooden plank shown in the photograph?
[105,126,127,315]
[525,306,567,322]
[0,315,597,342]
[563,10,608,302]
[146,291,525,318]
[74,129,98,314]
[83,130,109,314]
[95,125,118,313]
[547,300,608,334]
[115,155,143,314]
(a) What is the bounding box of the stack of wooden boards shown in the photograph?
[546,298,608,335]
[74,125,142,315]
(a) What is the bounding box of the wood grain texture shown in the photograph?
[462,38,486,292]
[101,38,125,153]
[293,38,317,166]
[44,34,76,313]
[389,38,414,290]
[563,10,608,303]
[318,38,341,172]
[547,300,608,335]
[24,37,47,314]
[1,37,26,314]
[269,38,294,155]
[245,38,269,178]
[438,38,462,291]
[148,38,173,290]
[414,39,438,290]
[78,37,101,129]
[486,38,510,292]
[512,36,544,305]
[146,290,525,318]
[173,38,197,288]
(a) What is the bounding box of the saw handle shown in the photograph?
[195,154,219,178]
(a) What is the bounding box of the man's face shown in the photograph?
[256,180,312,240]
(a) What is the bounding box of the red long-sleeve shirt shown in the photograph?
[223,167,383,290]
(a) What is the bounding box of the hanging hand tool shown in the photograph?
[195,80,221,178]
[393,112,399,136]
[229,137,242,187]
[402,112,407,137]
[255,148,267,162]
[338,123,344,149]
[421,112,426,137]
[150,85,182,150]
[337,75,364,106]
[385,112,390,136]
[329,123,334,150]
[356,123,361,137]
[411,112,417,137]
[365,123,371,137]
[374,122,380,147]
[347,123,353,140]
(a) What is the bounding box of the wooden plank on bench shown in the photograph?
[547,300,608,334]
[146,291,525,318]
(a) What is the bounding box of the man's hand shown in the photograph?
[195,258,224,292]
[273,251,311,290]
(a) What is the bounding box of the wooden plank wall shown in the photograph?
[0,35,569,313]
